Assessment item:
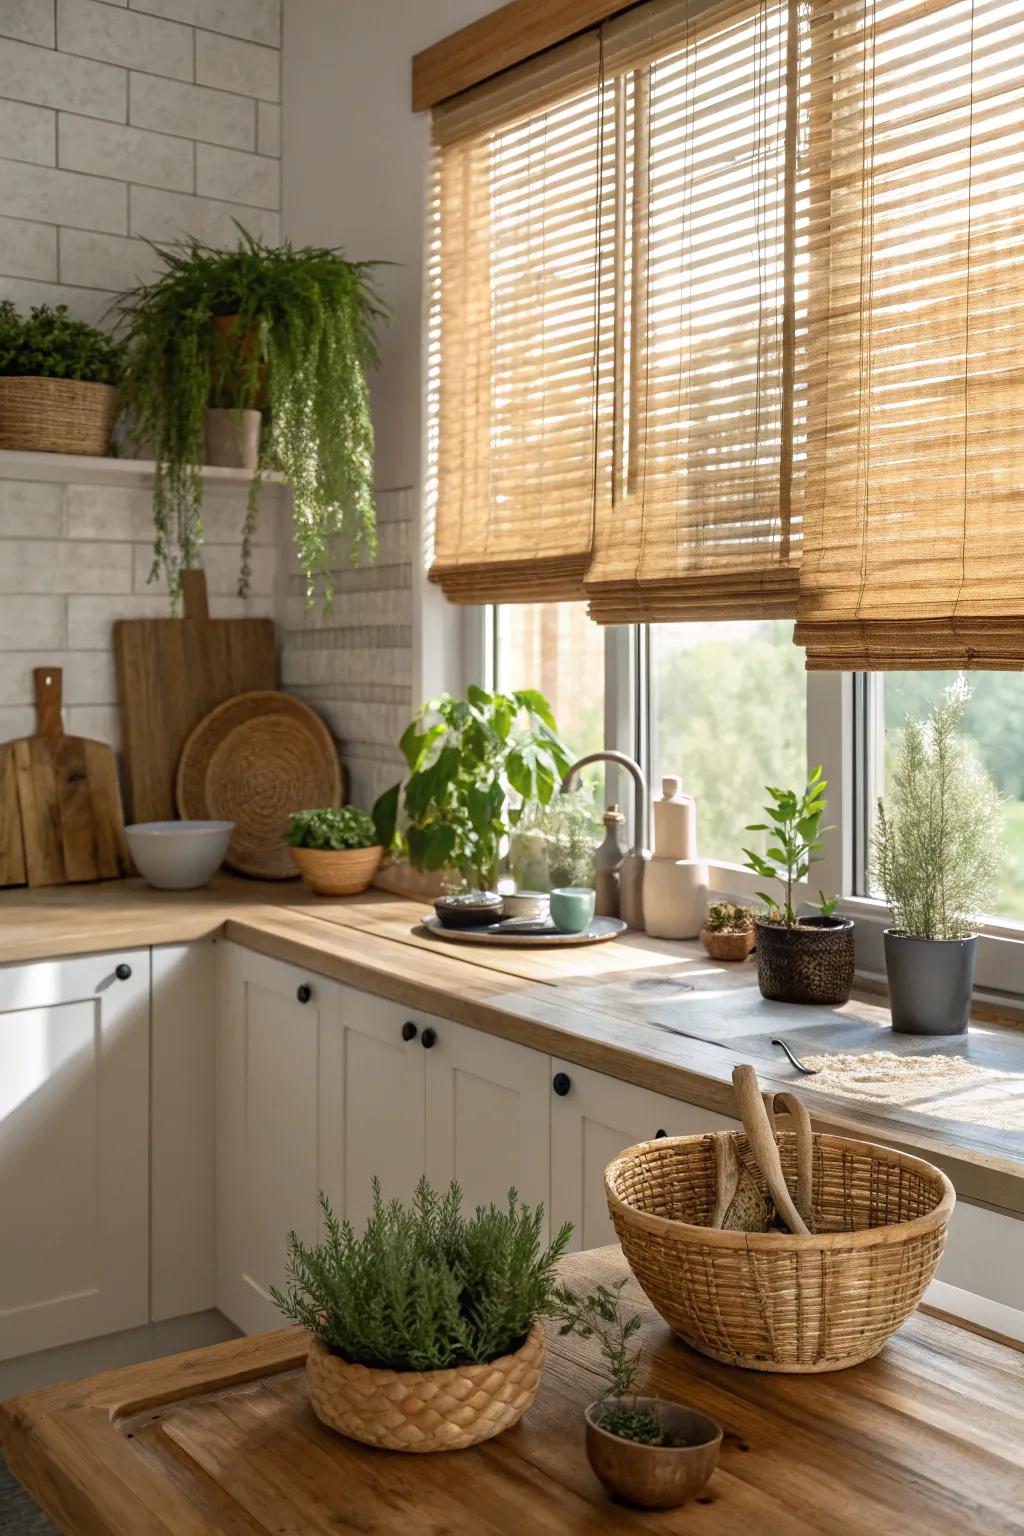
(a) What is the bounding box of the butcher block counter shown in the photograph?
[2,1247,1022,1536]
[0,876,1022,1208]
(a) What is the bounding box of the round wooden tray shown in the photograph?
[421,914,627,947]
[176,691,343,879]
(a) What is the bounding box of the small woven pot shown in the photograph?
[290,844,383,896]
[0,376,118,455]
[700,927,754,961]
[755,915,855,1004]
[305,1322,545,1452]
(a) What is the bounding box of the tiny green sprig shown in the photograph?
[556,1277,683,1447]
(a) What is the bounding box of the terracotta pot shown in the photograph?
[305,1321,545,1452]
[700,926,755,961]
[584,1397,722,1509]
[210,313,266,406]
[754,914,855,1005]
[290,844,383,896]
[0,376,118,455]
[203,407,261,470]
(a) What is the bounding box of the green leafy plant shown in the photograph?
[116,224,388,607]
[872,677,1002,941]
[704,901,753,934]
[271,1179,572,1372]
[0,301,124,384]
[556,1277,682,1447]
[509,786,599,892]
[741,768,835,926]
[284,806,378,852]
[375,686,572,892]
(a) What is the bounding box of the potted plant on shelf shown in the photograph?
[872,677,1002,1035]
[557,1276,722,1509]
[741,768,854,1004]
[373,686,573,894]
[700,902,755,961]
[0,302,123,457]
[271,1178,572,1452]
[116,224,388,607]
[285,807,384,896]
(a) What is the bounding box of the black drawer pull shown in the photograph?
[115,963,132,981]
[655,1128,668,1139]
[552,1072,572,1097]
[296,984,312,1004]
[401,1021,418,1042]
[421,1027,437,1049]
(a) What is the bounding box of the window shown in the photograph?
[494,604,605,762]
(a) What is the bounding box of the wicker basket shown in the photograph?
[290,844,383,896]
[700,926,754,961]
[606,1132,954,1373]
[306,1322,545,1452]
[0,376,118,455]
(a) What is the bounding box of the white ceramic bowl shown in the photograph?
[500,890,550,921]
[126,820,234,890]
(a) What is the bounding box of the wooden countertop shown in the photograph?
[1,877,1022,1200]
[2,1246,1022,1536]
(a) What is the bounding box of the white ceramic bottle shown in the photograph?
[653,776,697,860]
[644,775,707,940]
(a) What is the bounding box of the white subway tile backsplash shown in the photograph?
[0,539,132,594]
[66,590,254,647]
[0,480,63,537]
[130,184,279,245]
[0,36,127,121]
[196,142,278,210]
[59,228,163,290]
[65,704,120,748]
[0,214,57,282]
[0,0,56,48]
[59,113,194,192]
[0,650,116,707]
[132,539,275,595]
[57,0,192,82]
[129,73,255,150]
[3,158,127,234]
[66,483,277,543]
[0,96,54,164]
[0,277,119,325]
[256,100,278,157]
[0,594,65,650]
[195,29,278,101]
[128,0,279,48]
[0,706,36,741]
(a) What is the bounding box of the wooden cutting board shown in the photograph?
[114,569,277,823]
[0,668,131,887]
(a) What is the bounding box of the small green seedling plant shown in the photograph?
[556,1277,684,1446]
[704,901,753,934]
[742,767,837,926]
[285,806,379,852]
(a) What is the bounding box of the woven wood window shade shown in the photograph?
[583,0,802,624]
[794,0,1024,669]
[427,37,617,604]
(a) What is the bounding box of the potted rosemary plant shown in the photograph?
[0,302,123,456]
[271,1179,571,1452]
[872,678,1002,1035]
[285,807,383,897]
[742,768,854,1004]
[116,225,388,607]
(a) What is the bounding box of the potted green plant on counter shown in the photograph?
[872,677,1002,1035]
[285,807,384,897]
[557,1276,722,1509]
[0,302,123,456]
[741,768,854,1004]
[374,686,572,894]
[700,902,755,961]
[117,225,388,607]
[271,1178,571,1452]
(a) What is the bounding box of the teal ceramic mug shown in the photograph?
[550,887,596,934]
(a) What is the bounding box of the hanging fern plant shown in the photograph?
[116,224,388,609]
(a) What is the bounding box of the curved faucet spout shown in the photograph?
[561,750,649,850]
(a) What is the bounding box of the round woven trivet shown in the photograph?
[176,691,342,879]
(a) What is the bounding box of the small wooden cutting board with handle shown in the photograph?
[0,668,131,887]
[115,568,277,823]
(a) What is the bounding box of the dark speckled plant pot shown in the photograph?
[755,915,855,1005]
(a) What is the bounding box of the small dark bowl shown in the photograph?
[584,1397,722,1510]
[433,892,504,929]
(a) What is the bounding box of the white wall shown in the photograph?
[280,0,493,809]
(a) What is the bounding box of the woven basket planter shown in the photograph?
[700,927,754,961]
[0,376,118,455]
[290,844,383,896]
[306,1322,545,1451]
[606,1132,954,1373]
[755,915,855,1004]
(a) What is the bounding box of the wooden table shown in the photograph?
[2,1249,1022,1535]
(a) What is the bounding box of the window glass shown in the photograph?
[494,603,605,763]
[650,621,806,864]
[872,673,1024,923]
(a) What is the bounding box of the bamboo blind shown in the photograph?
[794,0,1024,669]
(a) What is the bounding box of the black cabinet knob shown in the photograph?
[296,984,312,1004]
[655,1128,668,1139]
[401,1021,418,1042]
[115,962,132,981]
[552,1072,572,1097]
[421,1027,437,1049]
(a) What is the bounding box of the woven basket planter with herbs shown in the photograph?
[0,303,122,456]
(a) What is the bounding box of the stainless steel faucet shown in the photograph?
[561,750,650,929]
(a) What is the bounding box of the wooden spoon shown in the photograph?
[732,1065,810,1236]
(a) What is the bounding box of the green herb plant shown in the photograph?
[375,686,572,892]
[116,224,388,607]
[285,806,379,852]
[741,768,836,926]
[0,301,123,384]
[872,677,1002,940]
[704,901,753,934]
[509,786,599,892]
[556,1277,683,1447]
[271,1179,572,1372]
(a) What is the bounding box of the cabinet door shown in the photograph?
[216,945,332,1335]
[425,1020,551,1228]
[550,1061,739,1251]
[0,950,149,1360]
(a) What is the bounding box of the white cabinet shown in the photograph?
[550,1060,739,1250]
[0,949,149,1360]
